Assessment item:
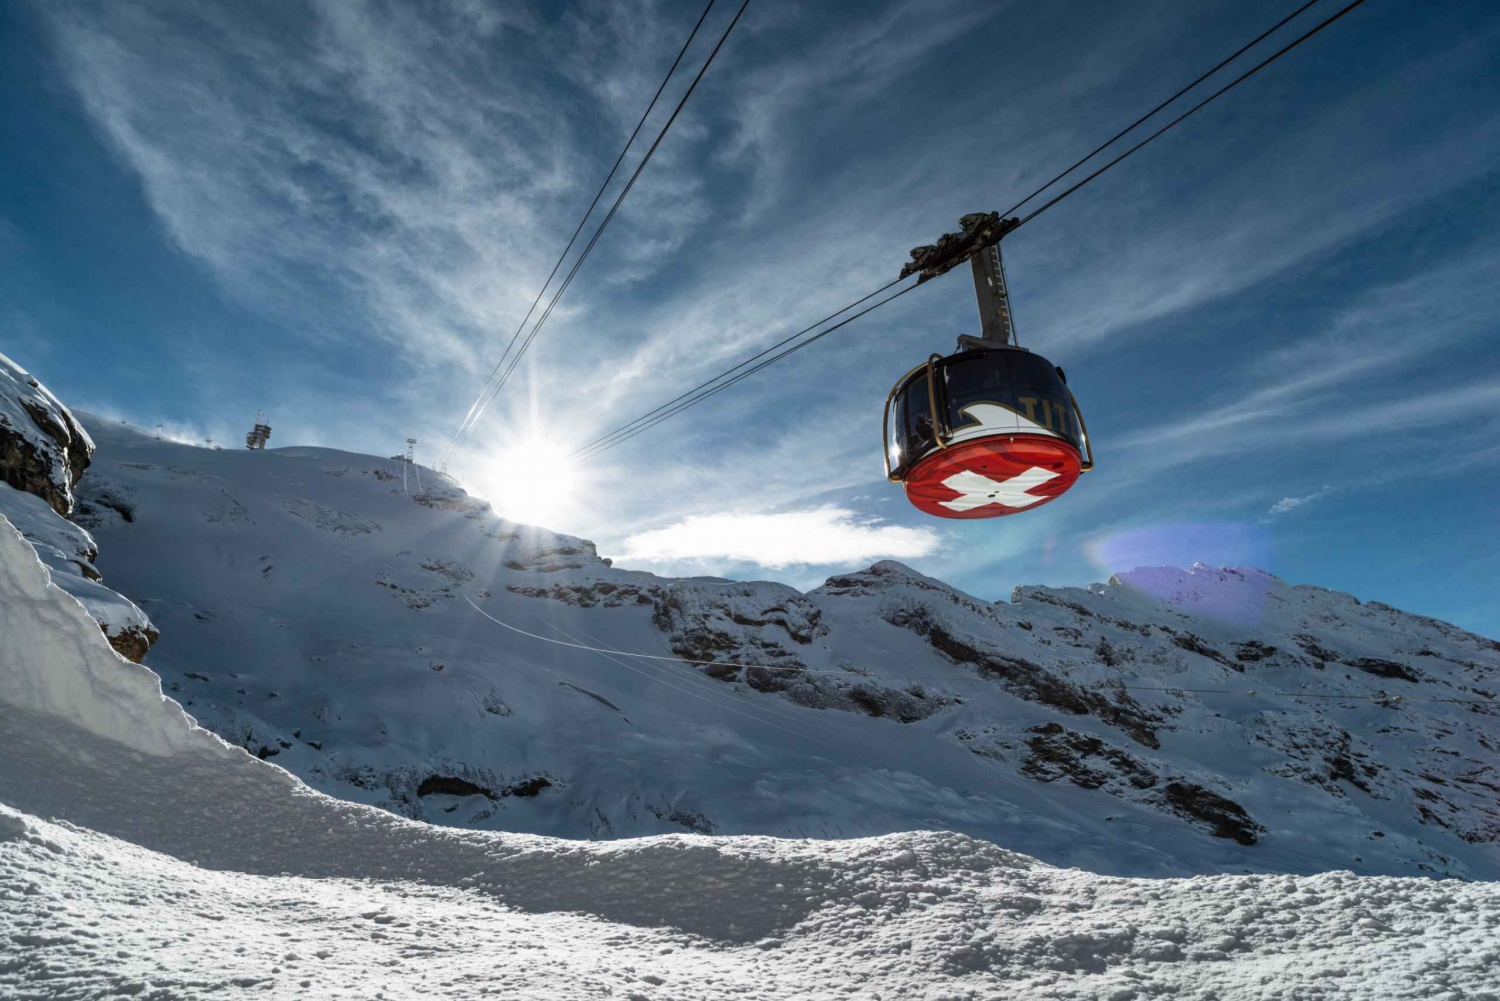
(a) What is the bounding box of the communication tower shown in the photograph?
[245,411,273,450]
[399,438,423,498]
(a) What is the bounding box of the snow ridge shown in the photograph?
[24,412,1498,882]
[1,525,1497,996]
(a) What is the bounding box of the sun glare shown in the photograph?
[479,434,581,529]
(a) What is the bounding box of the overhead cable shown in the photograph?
[439,0,720,471]
[575,282,919,457]
[571,278,905,457]
[1018,0,1369,226]
[572,0,1369,456]
[466,597,1500,705]
[445,0,752,469]
[998,0,1323,218]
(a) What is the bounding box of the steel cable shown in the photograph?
[439,0,721,470]
[447,0,752,468]
[571,0,1369,457]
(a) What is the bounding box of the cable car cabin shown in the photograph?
[884,344,1093,519]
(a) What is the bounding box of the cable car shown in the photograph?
[885,214,1093,519]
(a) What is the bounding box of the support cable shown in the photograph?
[571,278,904,457]
[438,0,720,471]
[998,0,1323,218]
[571,0,1368,458]
[445,0,752,468]
[576,281,919,457]
[464,597,1500,705]
[1018,0,1368,227]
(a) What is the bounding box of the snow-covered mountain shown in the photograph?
[1,354,1496,880]
[6,515,1496,999]
[4,355,1500,997]
[4,406,1480,882]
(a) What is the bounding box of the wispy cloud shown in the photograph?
[617,506,940,569]
[28,0,1500,606]
[1110,254,1500,479]
[1268,485,1332,516]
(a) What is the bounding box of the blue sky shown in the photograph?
[4,0,1498,636]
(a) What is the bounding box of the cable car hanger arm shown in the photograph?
[898,211,1019,285]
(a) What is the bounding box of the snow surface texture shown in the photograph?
[2,521,1498,999]
[60,415,1500,881]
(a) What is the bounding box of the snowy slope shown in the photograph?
[3,518,1497,1000]
[58,413,1500,880]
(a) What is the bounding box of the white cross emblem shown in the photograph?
[939,466,1060,512]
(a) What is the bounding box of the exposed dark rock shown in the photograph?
[0,373,92,517]
[1022,723,1159,791]
[506,777,550,798]
[1016,588,1096,618]
[1347,657,1420,683]
[73,487,136,527]
[1262,724,1386,799]
[508,580,648,608]
[416,774,551,801]
[105,622,159,664]
[1170,631,1237,671]
[1234,641,1277,663]
[1159,782,1263,845]
[1293,633,1340,668]
[502,537,601,573]
[890,608,1161,747]
[739,661,951,723]
[418,775,491,798]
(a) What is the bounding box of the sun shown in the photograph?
[476,433,581,529]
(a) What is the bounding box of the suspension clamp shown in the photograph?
[898,212,1020,284]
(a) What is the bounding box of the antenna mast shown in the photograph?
[245,410,273,450]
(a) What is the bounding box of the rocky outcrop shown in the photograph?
[1159,781,1264,846]
[0,352,94,517]
[0,355,155,662]
[508,579,654,608]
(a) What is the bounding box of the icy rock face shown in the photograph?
[46,413,1500,878]
[0,355,155,662]
[0,351,93,516]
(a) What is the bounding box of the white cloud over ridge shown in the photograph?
[618,506,940,570]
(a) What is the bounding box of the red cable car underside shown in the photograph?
[903,433,1082,519]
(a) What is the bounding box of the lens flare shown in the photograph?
[1084,521,1273,626]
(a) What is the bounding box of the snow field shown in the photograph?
[5,802,1499,1000]
[3,517,1499,998]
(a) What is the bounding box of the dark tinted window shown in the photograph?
[940,349,1082,450]
[889,369,936,477]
